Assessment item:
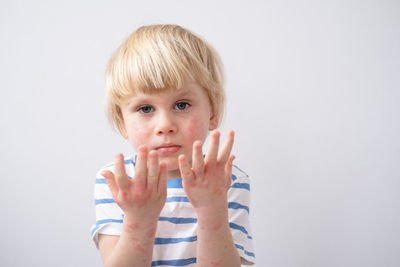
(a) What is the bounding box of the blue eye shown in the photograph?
[175,102,190,111]
[138,105,154,114]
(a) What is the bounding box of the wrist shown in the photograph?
[195,198,228,215]
[122,214,158,238]
[196,204,229,227]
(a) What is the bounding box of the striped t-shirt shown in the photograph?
[91,154,255,266]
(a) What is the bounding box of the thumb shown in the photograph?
[225,155,235,188]
[101,170,119,200]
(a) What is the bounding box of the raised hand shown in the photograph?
[101,146,168,224]
[178,130,235,211]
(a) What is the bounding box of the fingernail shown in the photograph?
[195,140,202,148]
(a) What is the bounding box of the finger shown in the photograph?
[101,170,119,200]
[225,155,236,187]
[192,140,204,179]
[147,150,159,189]
[178,154,195,186]
[158,162,168,196]
[114,153,130,189]
[134,145,148,189]
[218,130,235,163]
[205,130,220,163]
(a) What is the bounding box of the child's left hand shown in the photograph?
[178,130,235,212]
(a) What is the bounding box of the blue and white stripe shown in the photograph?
[91,155,255,266]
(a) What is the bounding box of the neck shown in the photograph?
[167,169,182,179]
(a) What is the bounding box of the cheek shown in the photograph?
[185,117,209,142]
[127,125,152,148]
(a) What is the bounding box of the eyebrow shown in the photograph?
[127,88,196,107]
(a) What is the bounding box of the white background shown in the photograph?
[1,0,399,266]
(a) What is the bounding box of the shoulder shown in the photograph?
[231,161,250,187]
[232,164,249,180]
[230,162,251,194]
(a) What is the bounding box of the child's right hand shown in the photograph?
[101,146,167,225]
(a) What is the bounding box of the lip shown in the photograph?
[156,143,181,154]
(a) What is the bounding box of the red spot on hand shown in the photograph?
[212,187,223,196]
[135,244,147,254]
[146,227,157,238]
[125,221,139,231]
[212,222,222,231]
[210,258,223,266]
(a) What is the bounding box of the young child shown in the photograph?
[91,24,255,266]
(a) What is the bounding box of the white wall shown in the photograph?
[1,0,399,266]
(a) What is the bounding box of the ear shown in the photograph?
[119,120,128,139]
[209,113,218,130]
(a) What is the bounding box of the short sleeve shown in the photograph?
[90,156,135,249]
[228,165,255,265]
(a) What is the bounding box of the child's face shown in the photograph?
[120,81,217,178]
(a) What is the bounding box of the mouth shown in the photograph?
[156,144,181,155]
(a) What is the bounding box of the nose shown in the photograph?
[155,111,178,135]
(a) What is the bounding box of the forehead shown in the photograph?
[126,81,207,104]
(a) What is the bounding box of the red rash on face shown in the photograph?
[120,81,214,178]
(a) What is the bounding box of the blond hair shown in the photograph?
[105,24,225,137]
